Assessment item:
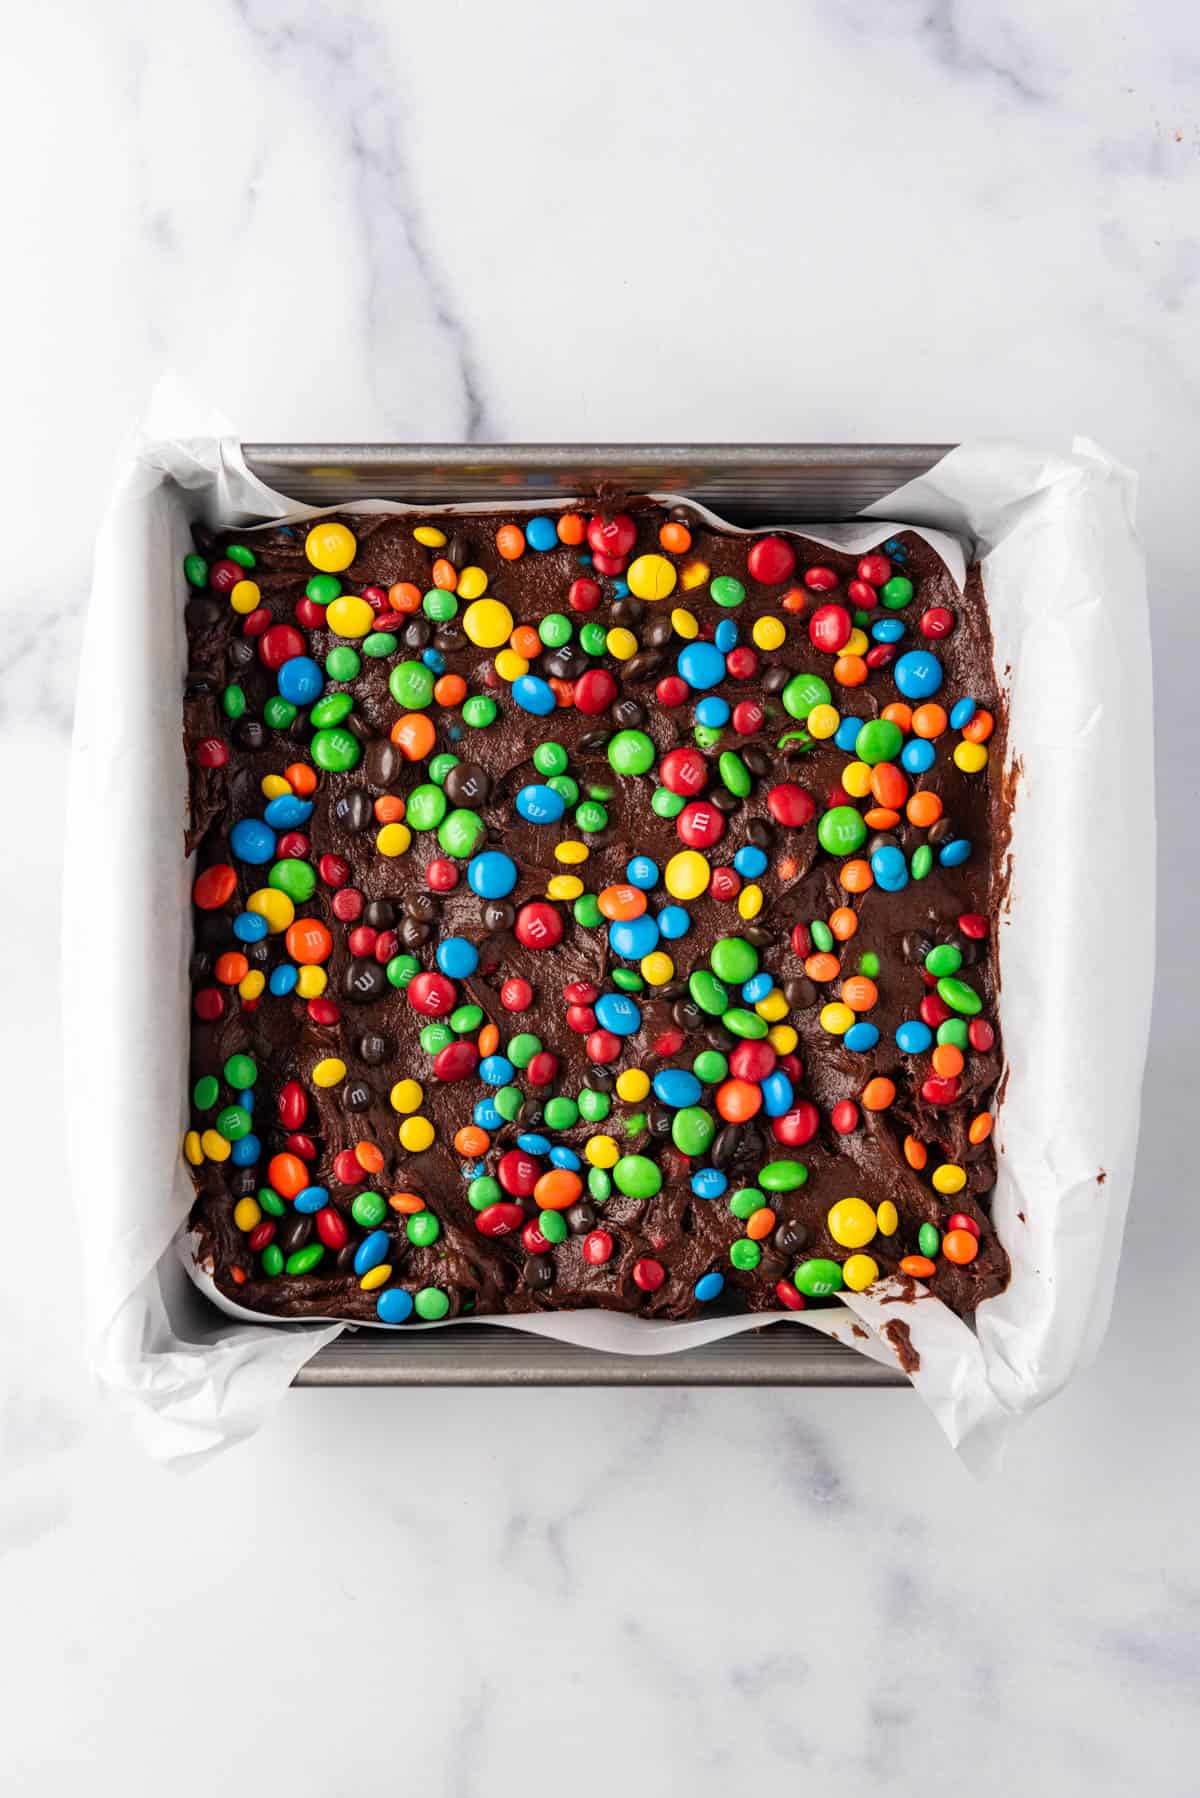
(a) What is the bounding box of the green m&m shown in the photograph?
[937,976,982,1016]
[730,1239,761,1270]
[263,696,297,729]
[389,660,435,709]
[438,808,485,857]
[406,784,447,831]
[607,730,656,776]
[759,1160,808,1192]
[462,695,497,728]
[782,672,831,721]
[325,645,360,681]
[688,969,728,1015]
[818,806,867,856]
[613,1154,662,1199]
[794,1257,844,1297]
[855,719,903,765]
[533,740,569,776]
[310,693,353,728]
[269,858,316,902]
[672,1107,715,1157]
[310,727,360,772]
[710,936,757,983]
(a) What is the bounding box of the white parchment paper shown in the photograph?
[64,392,1151,1470]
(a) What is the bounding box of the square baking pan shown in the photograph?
[240,443,952,1388]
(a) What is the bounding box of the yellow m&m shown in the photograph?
[462,599,514,647]
[398,1115,435,1152]
[247,887,294,932]
[752,616,787,652]
[665,850,710,900]
[376,823,412,857]
[230,579,260,615]
[626,553,677,601]
[311,1057,346,1088]
[233,1197,262,1232]
[305,521,357,572]
[326,594,375,638]
[641,951,674,985]
[820,1002,855,1036]
[456,565,488,600]
[585,1134,619,1168]
[616,1069,651,1103]
[808,704,840,739]
[954,741,989,774]
[828,1197,877,1249]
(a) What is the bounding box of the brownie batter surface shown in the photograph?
[182,502,1009,1325]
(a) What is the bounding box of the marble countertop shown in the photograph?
[3,2,1196,1792]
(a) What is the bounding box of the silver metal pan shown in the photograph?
[241,443,951,1388]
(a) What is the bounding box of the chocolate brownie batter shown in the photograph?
[182,501,1010,1325]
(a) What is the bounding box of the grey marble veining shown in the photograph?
[2,0,1197,1791]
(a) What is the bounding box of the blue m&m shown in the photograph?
[734,845,768,878]
[437,937,479,978]
[695,694,731,726]
[516,784,565,824]
[376,1289,414,1325]
[594,992,642,1036]
[653,1069,702,1108]
[264,794,314,829]
[678,642,726,690]
[871,846,909,891]
[468,851,517,898]
[902,738,936,774]
[760,1071,795,1117]
[893,649,943,700]
[511,675,556,715]
[230,819,276,864]
[355,1230,390,1275]
[277,656,323,705]
[609,914,660,959]
[871,617,906,643]
[657,905,690,939]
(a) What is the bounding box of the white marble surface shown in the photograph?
[2,1,1198,1791]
